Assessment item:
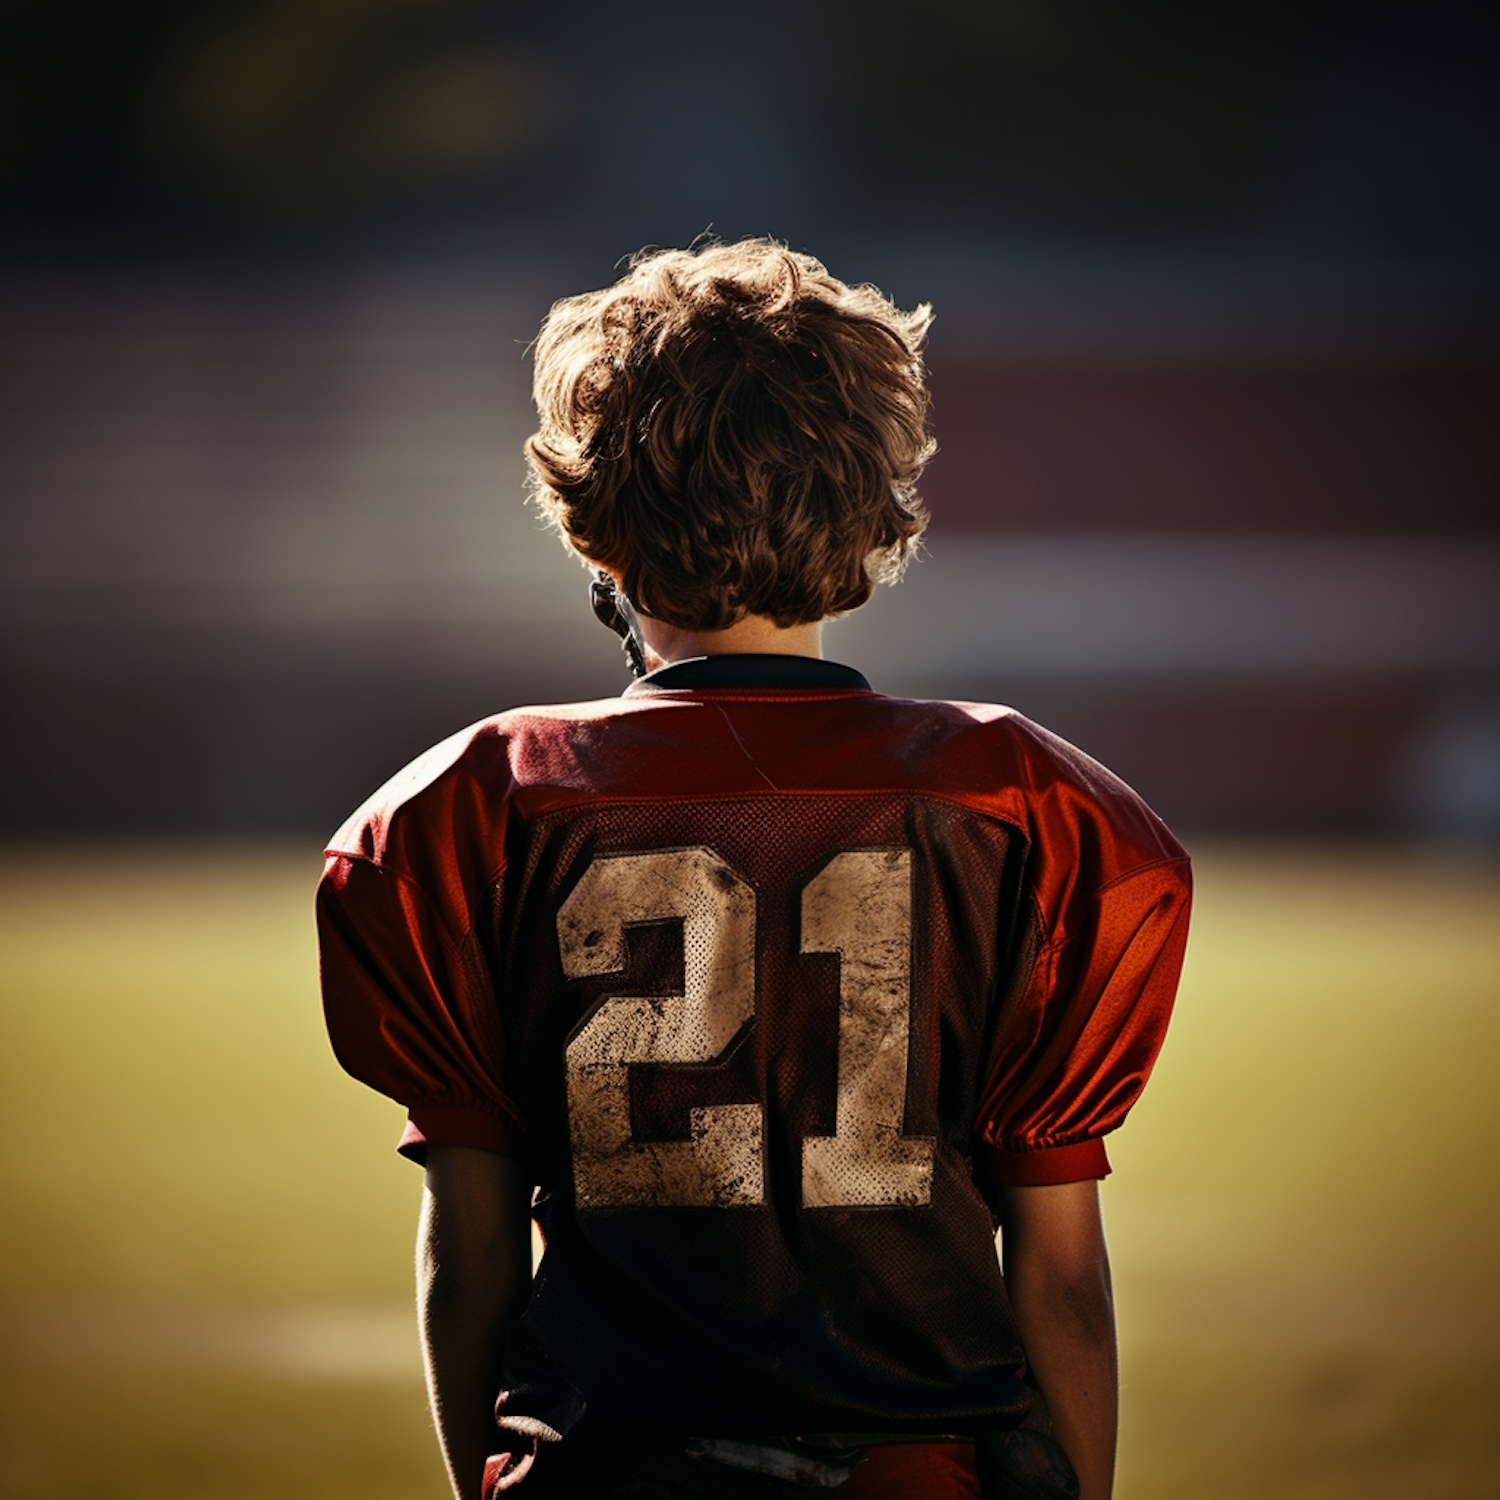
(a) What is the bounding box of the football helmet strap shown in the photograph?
[589,571,648,679]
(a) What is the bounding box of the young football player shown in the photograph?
[317,239,1190,1500]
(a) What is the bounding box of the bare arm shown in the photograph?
[418,1145,534,1500]
[998,1179,1118,1500]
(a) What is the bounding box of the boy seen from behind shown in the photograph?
[317,240,1191,1500]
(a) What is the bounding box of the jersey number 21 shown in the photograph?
[558,846,935,1211]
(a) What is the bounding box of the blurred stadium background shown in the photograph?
[1,3,1496,1497]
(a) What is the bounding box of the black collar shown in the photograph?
[624,654,871,695]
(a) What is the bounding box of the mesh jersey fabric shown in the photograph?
[316,657,1190,1456]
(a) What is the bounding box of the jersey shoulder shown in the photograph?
[321,689,1187,914]
[874,695,1187,878]
[322,696,642,885]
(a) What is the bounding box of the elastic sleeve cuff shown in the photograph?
[983,1136,1111,1186]
[397,1104,525,1165]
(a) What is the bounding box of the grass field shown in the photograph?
[1,843,1497,1499]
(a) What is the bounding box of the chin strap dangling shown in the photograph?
[589,571,649,679]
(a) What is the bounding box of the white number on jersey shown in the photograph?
[558,845,934,1210]
[801,849,933,1207]
[559,848,763,1208]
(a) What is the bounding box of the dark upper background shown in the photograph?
[1,0,1496,837]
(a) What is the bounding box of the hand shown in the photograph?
[483,1440,536,1495]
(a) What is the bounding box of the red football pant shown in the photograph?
[841,1442,982,1499]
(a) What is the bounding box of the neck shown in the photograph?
[637,613,823,671]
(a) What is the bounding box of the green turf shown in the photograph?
[2,843,1497,1498]
[1109,845,1500,1500]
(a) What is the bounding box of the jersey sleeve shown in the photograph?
[976,855,1191,1186]
[317,852,524,1163]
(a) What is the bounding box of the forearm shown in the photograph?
[998,1181,1118,1500]
[1006,1249,1117,1499]
[418,1149,534,1500]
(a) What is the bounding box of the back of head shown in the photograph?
[526,238,934,631]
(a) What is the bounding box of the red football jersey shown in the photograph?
[316,656,1190,1455]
